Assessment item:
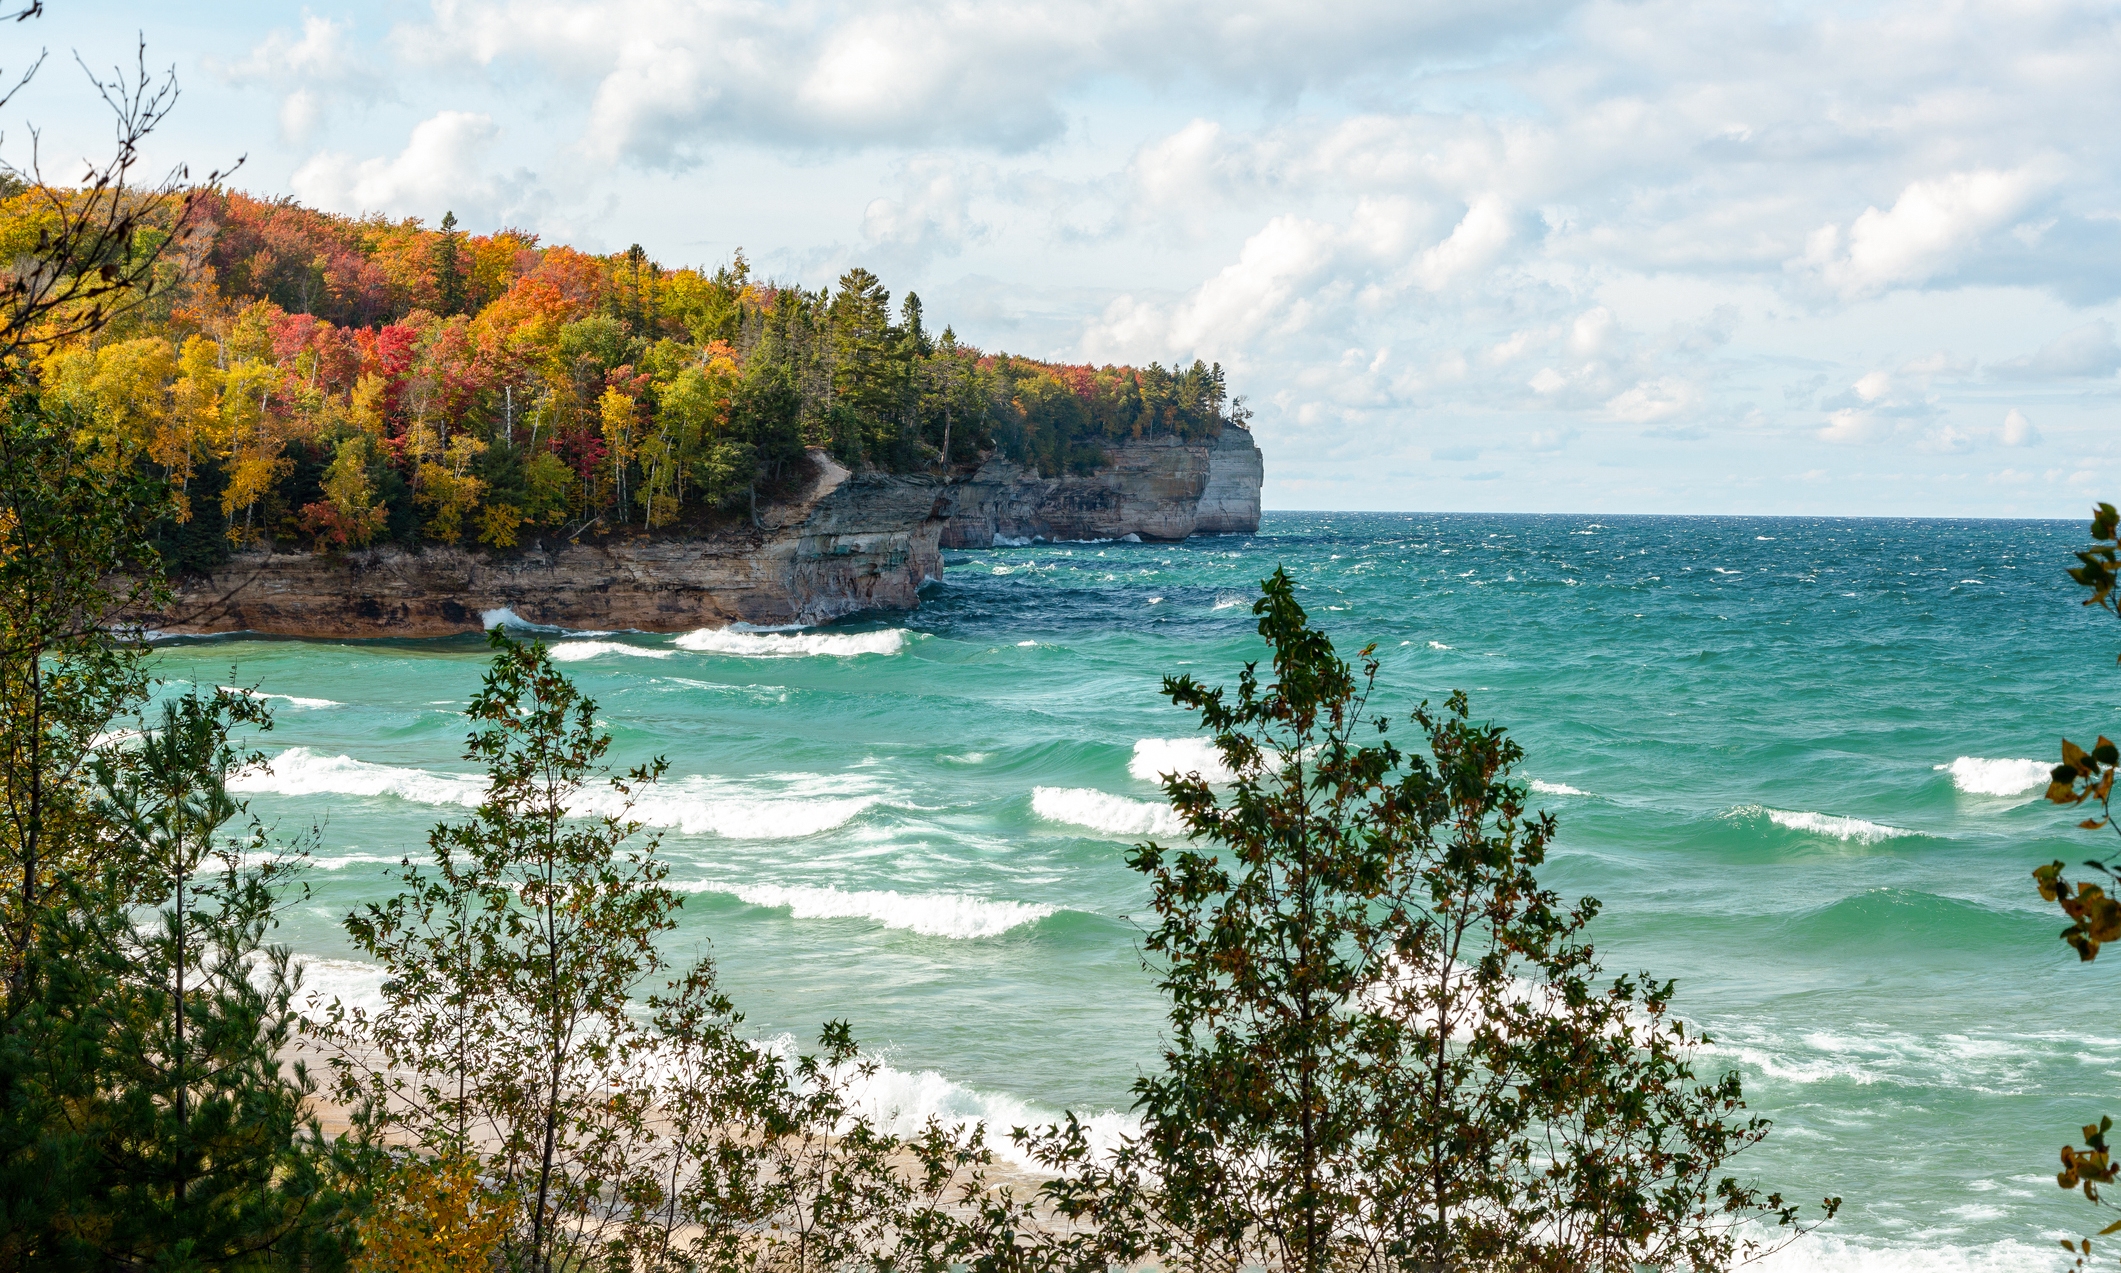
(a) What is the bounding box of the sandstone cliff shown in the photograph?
[146,426,1265,639]
[940,425,1262,548]
[149,453,952,638]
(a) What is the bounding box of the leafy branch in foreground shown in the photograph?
[317,630,999,1273]
[0,34,240,361]
[989,567,1833,1273]
[2026,501,2121,1266]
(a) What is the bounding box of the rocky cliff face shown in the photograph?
[147,427,1265,638]
[939,425,1262,547]
[149,453,952,638]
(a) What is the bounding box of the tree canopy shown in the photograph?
[9,191,1239,565]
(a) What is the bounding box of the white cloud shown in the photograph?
[291,111,513,223]
[860,156,992,265]
[1990,320,2121,380]
[2001,408,2041,447]
[1604,377,1699,424]
[403,0,1574,163]
[212,14,382,143]
[1800,166,2060,298]
[1409,197,1512,291]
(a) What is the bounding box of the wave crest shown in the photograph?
[684,882,1054,939]
[234,752,877,839]
[219,686,341,709]
[1745,805,1917,844]
[675,627,908,658]
[1032,786,1185,838]
[1129,738,1235,784]
[1935,756,2050,796]
[547,641,674,662]
[229,747,487,806]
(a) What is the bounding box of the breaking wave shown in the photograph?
[680,882,1055,939]
[577,776,880,839]
[229,748,487,806]
[1935,756,2050,796]
[233,752,877,839]
[1128,737,1235,783]
[675,627,909,658]
[1529,779,1588,796]
[1031,786,1186,838]
[479,608,610,635]
[220,686,341,709]
[1742,805,1918,844]
[810,1041,1137,1168]
[547,641,675,662]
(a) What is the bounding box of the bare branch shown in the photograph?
[0,31,243,361]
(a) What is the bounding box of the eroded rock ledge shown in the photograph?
[146,428,1264,638]
[940,425,1262,548]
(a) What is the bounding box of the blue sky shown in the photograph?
[14,0,2121,515]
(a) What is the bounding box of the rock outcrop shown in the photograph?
[939,425,1262,548]
[145,426,1266,638]
[148,453,952,638]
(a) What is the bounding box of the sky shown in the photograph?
[9,0,2121,515]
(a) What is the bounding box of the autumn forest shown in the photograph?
[20,190,1239,573]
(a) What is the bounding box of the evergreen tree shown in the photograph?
[433,212,465,318]
[1013,569,1836,1273]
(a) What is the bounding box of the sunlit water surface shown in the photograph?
[147,512,2121,1271]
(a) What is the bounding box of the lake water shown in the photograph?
[149,511,2120,1271]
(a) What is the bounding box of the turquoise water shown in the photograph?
[148,513,2121,1270]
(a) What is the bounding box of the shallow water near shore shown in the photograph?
[152,511,2118,1270]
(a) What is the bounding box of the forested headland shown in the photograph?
[14,189,1239,574]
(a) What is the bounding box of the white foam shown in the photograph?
[1748,1233,2049,1272]
[1529,780,1588,796]
[674,627,908,658]
[546,640,674,662]
[231,751,872,839]
[309,852,409,872]
[294,956,389,1016]
[1427,640,1452,650]
[1211,594,1246,611]
[576,775,879,840]
[229,747,488,807]
[1760,807,1917,844]
[1935,756,2051,797]
[689,883,1054,939]
[1032,786,1187,838]
[219,687,341,709]
[993,535,1031,547]
[818,1043,1137,1168]
[1129,737,1236,784]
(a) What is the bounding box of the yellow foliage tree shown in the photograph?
[416,433,487,544]
[599,387,638,523]
[353,1154,511,1273]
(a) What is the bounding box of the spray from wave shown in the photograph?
[675,627,908,658]
[1934,756,2050,797]
[1529,780,1589,797]
[1031,786,1186,838]
[478,608,611,635]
